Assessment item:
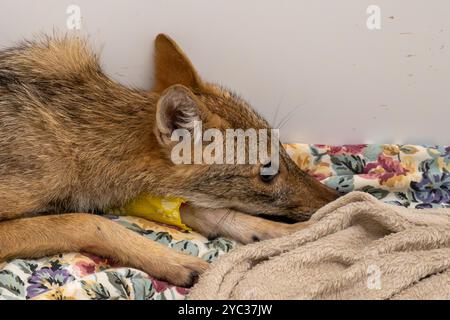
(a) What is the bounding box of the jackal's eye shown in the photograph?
[260,161,279,183]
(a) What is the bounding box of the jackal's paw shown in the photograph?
[157,252,209,287]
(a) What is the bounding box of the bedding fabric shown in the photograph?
[189,191,450,299]
[0,144,449,300]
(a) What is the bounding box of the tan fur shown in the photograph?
[181,205,313,244]
[153,34,202,92]
[16,36,99,79]
[0,34,338,286]
[0,213,207,286]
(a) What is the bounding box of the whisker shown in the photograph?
[271,95,284,128]
[277,104,302,129]
[212,208,232,237]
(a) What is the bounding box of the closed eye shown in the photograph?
[260,161,279,183]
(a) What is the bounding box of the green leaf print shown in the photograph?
[0,270,25,296]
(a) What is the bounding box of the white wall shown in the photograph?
[1,0,449,145]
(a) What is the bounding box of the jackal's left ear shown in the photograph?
[153,34,203,92]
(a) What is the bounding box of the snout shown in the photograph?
[312,182,341,207]
[288,180,340,221]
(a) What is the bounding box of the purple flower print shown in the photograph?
[26,265,74,299]
[411,172,450,204]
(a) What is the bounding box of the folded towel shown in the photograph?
[189,191,450,300]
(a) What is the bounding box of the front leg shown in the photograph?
[0,214,208,287]
[181,205,313,244]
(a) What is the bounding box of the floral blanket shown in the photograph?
[0,144,449,300]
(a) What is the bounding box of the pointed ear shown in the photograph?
[155,85,202,145]
[153,34,202,92]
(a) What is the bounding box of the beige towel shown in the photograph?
[189,192,450,300]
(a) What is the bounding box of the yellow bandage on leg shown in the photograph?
[108,195,190,231]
